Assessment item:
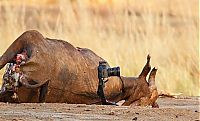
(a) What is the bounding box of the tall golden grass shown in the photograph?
[0,0,199,96]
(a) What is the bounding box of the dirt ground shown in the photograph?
[0,97,199,121]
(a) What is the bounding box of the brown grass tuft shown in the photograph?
[0,0,199,96]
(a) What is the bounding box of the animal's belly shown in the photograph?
[16,76,123,103]
[44,86,99,104]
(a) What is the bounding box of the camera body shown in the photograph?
[97,61,120,105]
[98,61,120,79]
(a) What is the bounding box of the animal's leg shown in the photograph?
[139,54,151,79]
[39,80,49,103]
[148,67,157,86]
[27,89,37,102]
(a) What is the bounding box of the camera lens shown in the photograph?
[107,67,120,77]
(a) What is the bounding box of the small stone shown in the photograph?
[132,117,137,120]
[135,112,139,115]
[84,109,91,111]
[77,105,86,107]
[108,111,115,115]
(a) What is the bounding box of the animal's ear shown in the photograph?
[148,67,157,89]
[138,54,151,79]
[148,67,159,107]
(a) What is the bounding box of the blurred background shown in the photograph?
[0,0,199,96]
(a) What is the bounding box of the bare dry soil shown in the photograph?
[0,97,199,121]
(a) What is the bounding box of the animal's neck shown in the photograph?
[120,76,137,90]
[117,76,149,100]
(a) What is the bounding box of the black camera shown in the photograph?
[97,61,120,105]
[98,61,120,79]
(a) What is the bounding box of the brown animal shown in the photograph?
[0,30,159,107]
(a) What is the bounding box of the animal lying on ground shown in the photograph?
[0,30,159,107]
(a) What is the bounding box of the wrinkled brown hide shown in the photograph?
[0,30,158,107]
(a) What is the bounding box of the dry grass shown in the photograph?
[0,0,199,96]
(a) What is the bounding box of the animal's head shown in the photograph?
[125,55,159,108]
[138,67,159,108]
